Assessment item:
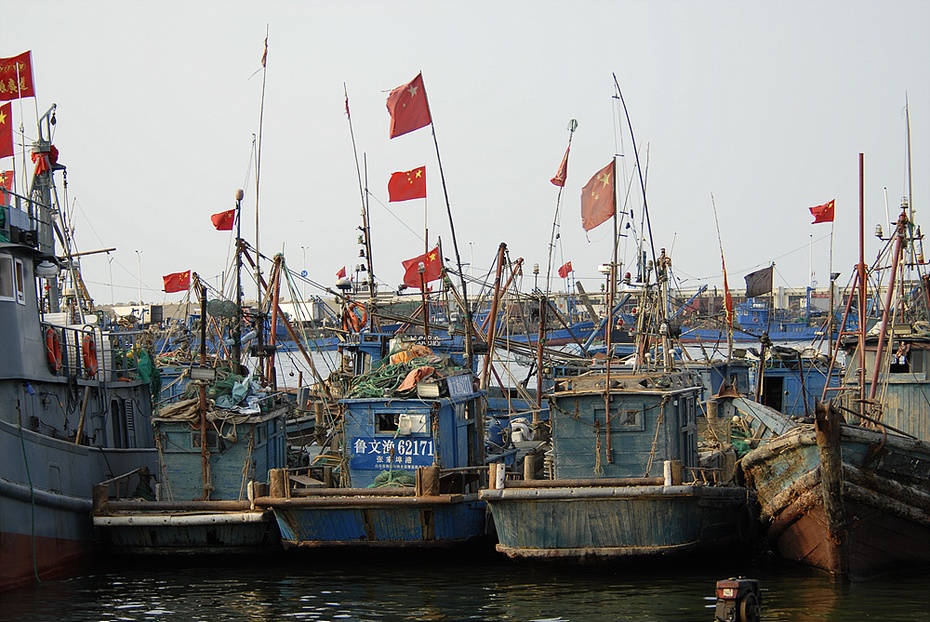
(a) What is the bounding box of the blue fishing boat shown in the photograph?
[257,351,490,548]
[1,104,158,590]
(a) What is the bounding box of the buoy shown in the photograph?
[45,328,62,374]
[82,335,99,377]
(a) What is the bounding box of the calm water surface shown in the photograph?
[2,552,928,621]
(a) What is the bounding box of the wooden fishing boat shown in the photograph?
[740,162,930,580]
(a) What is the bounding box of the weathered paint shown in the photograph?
[741,422,930,578]
[483,485,747,560]
[273,497,486,546]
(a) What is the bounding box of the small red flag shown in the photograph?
[0,51,35,102]
[211,209,236,231]
[402,246,442,290]
[388,166,426,202]
[809,199,835,224]
[0,169,12,206]
[558,261,573,279]
[386,73,432,139]
[0,103,12,159]
[336,266,347,279]
[163,270,191,294]
[551,145,570,187]
[581,160,616,232]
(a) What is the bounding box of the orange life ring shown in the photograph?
[82,335,99,377]
[343,301,368,332]
[45,328,62,373]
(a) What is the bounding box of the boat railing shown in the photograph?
[91,467,155,513]
[266,464,485,499]
[41,322,144,381]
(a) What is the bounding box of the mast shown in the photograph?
[856,153,867,417]
[254,29,268,305]
[233,189,244,368]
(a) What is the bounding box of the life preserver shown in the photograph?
[45,328,62,373]
[343,301,368,332]
[82,335,99,377]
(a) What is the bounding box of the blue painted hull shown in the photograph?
[271,496,487,547]
[483,484,749,560]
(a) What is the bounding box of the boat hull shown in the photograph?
[92,507,279,555]
[0,420,157,590]
[481,484,750,561]
[741,423,930,579]
[263,494,487,548]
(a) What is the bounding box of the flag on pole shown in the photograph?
[722,263,734,329]
[550,145,570,187]
[260,37,268,68]
[0,170,12,206]
[0,51,35,101]
[336,266,347,279]
[580,160,616,232]
[744,265,774,298]
[386,73,432,138]
[0,103,12,159]
[211,209,236,231]
[163,270,191,294]
[402,245,442,290]
[388,166,426,202]
[558,261,573,278]
[809,199,835,224]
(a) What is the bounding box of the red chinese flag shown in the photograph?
[581,160,616,232]
[163,270,191,294]
[211,209,236,231]
[0,51,36,102]
[336,266,347,279]
[388,166,426,202]
[550,145,570,187]
[809,199,835,224]
[386,73,432,139]
[0,103,12,159]
[558,261,573,278]
[402,246,442,290]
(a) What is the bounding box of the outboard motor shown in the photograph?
[714,577,761,622]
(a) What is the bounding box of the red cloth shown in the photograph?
[0,169,12,206]
[388,166,426,202]
[336,266,347,279]
[211,209,236,231]
[809,199,835,224]
[386,73,432,138]
[0,51,35,102]
[402,245,442,290]
[163,271,191,294]
[0,103,12,158]
[558,261,573,279]
[550,145,570,187]
[397,366,435,393]
[581,160,616,232]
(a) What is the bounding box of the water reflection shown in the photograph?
[3,554,929,621]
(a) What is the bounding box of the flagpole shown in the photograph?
[711,194,733,360]
[255,28,268,305]
[545,120,577,298]
[423,85,473,372]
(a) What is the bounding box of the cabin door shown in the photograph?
[761,376,784,412]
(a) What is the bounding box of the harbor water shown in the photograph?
[2,552,929,621]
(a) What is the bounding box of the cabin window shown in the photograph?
[14,258,24,304]
[594,406,645,432]
[375,412,399,433]
[255,423,264,446]
[889,344,923,375]
[191,430,219,450]
[0,254,13,300]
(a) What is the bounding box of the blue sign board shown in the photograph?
[351,436,435,471]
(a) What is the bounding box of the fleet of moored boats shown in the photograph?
[2,75,928,604]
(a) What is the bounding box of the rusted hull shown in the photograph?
[481,485,750,562]
[264,495,487,547]
[741,424,930,579]
[0,530,92,592]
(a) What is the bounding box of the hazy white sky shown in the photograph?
[3,0,928,305]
